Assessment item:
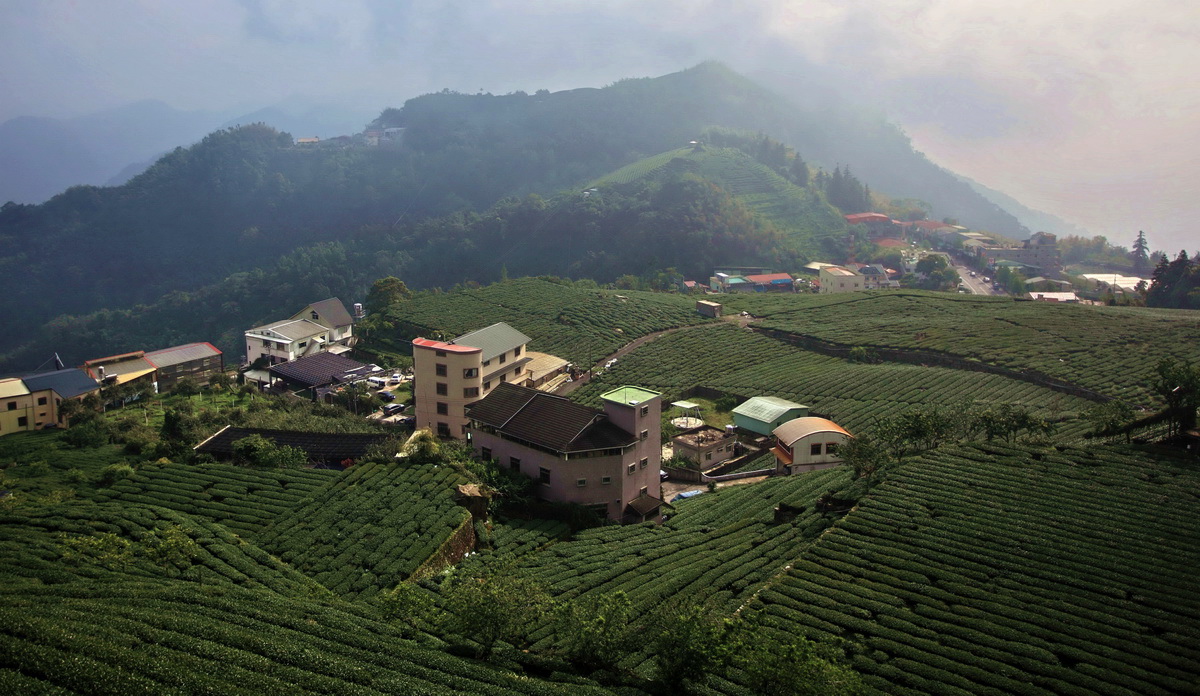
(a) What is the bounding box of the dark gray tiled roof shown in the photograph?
[453,323,531,361]
[467,382,634,453]
[22,368,100,399]
[269,352,373,388]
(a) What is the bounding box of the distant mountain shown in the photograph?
[954,173,1092,240]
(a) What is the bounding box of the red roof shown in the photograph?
[412,337,480,354]
[745,273,793,284]
[875,238,909,248]
[844,213,891,224]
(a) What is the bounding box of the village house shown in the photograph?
[466,383,664,523]
[771,416,852,474]
[244,298,355,368]
[732,396,810,437]
[1,368,102,436]
[412,322,534,439]
[671,425,738,468]
[818,265,864,294]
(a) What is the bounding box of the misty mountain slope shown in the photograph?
[955,172,1090,240]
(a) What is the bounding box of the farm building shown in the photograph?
[732,396,810,436]
[671,425,738,468]
[466,383,664,523]
[145,342,224,391]
[771,417,852,474]
[194,426,391,467]
[696,300,722,318]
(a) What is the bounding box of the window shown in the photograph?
[483,381,492,390]
[706,452,713,461]
[436,383,448,396]
[298,341,307,349]
[463,387,479,398]
[577,478,587,487]
[514,346,522,356]
[825,442,839,455]
[18,416,28,427]
[640,458,648,469]
[6,402,14,411]
[437,422,450,437]
[436,350,447,357]
[810,443,822,456]
[499,353,507,364]
[601,476,612,485]
[500,375,507,383]
[640,405,649,416]
[435,363,447,376]
[311,311,319,321]
[436,402,448,415]
[640,486,648,495]
[640,429,649,441]
[515,366,523,375]
[627,463,636,475]
[483,359,491,367]
[509,457,521,472]
[539,467,551,485]
[262,339,271,347]
[463,368,478,378]
[481,447,492,460]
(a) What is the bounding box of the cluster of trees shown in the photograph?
[1146,251,1200,309]
[902,254,960,291]
[379,573,862,694]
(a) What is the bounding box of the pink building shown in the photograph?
[466,383,664,522]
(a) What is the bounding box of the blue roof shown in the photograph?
[22,368,100,399]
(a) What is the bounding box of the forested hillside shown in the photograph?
[2,62,1024,366]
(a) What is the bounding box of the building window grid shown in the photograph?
[435,364,447,377]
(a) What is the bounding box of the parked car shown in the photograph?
[382,403,405,416]
[379,391,396,402]
[395,415,416,427]
[390,373,402,384]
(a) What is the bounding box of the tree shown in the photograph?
[440,572,552,659]
[364,276,413,315]
[735,634,865,696]
[1131,230,1150,274]
[838,434,889,479]
[379,581,436,637]
[554,590,636,671]
[1153,357,1200,438]
[230,434,308,468]
[652,600,739,690]
[1085,400,1135,443]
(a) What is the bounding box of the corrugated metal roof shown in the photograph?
[772,417,851,446]
[301,298,353,329]
[248,318,329,341]
[0,378,30,398]
[84,356,155,379]
[145,342,222,368]
[732,396,808,423]
[453,323,531,361]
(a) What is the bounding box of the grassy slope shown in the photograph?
[592,146,846,256]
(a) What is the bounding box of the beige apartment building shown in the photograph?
[819,265,864,294]
[412,323,532,438]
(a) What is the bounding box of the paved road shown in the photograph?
[953,265,1002,296]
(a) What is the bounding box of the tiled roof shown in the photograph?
[303,298,353,329]
[145,342,222,368]
[625,492,664,517]
[269,352,374,388]
[453,323,531,361]
[467,382,635,453]
[194,426,390,462]
[22,368,100,399]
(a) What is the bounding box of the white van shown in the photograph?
[367,376,388,389]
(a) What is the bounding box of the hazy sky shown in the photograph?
[2,0,1196,253]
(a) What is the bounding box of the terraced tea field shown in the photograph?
[752,442,1200,695]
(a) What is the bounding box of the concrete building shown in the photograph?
[145,342,224,391]
[819,266,864,294]
[1,369,102,436]
[245,298,355,367]
[732,396,810,437]
[671,425,737,468]
[985,232,1062,275]
[413,323,532,439]
[467,383,664,522]
[771,417,852,474]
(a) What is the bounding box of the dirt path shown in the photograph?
[554,321,724,396]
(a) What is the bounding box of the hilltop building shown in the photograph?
[818,265,864,294]
[244,298,355,367]
[771,417,852,474]
[412,323,534,439]
[1,368,101,436]
[144,343,224,391]
[466,383,664,522]
[732,396,810,436]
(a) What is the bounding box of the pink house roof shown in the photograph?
[412,337,481,354]
[844,213,891,224]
